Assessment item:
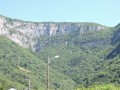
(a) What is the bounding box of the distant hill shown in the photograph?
[0,15,120,89]
[0,15,107,51]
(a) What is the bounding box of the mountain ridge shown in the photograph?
[0,15,108,52]
[0,15,109,27]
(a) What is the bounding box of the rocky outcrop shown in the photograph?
[0,15,107,51]
[111,24,120,44]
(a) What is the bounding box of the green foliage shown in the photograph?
[0,23,120,90]
[37,26,120,88]
[0,36,75,90]
[77,84,120,90]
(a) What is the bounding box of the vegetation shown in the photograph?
[0,23,120,90]
[76,84,120,90]
[0,36,75,90]
[37,25,120,88]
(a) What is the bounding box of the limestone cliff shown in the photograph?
[0,15,107,51]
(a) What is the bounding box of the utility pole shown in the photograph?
[47,55,59,90]
[47,57,50,90]
[28,78,31,90]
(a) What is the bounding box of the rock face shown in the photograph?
[111,24,120,44]
[0,15,106,51]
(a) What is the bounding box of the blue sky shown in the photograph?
[0,0,120,26]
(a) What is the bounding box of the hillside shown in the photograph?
[38,24,120,87]
[0,15,107,51]
[0,36,75,90]
[0,15,120,90]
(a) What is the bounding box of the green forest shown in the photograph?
[0,23,120,90]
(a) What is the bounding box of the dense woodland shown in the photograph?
[0,23,120,90]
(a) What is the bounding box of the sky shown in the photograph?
[0,0,120,26]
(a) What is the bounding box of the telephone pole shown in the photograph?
[47,57,50,90]
[47,55,59,90]
[28,78,31,90]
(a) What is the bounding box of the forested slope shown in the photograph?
[38,24,120,88]
[0,16,120,89]
[0,36,75,90]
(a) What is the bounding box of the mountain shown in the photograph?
[0,15,120,90]
[0,15,107,52]
[37,24,120,88]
